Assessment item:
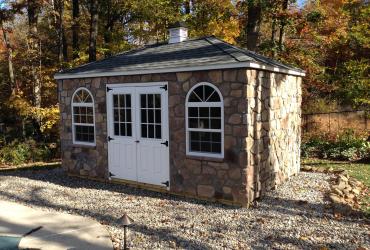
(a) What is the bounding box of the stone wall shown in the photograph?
[245,70,302,202]
[58,69,250,205]
[57,68,302,206]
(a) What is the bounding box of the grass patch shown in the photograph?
[302,158,370,215]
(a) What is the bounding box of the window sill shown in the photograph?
[72,143,96,149]
[186,155,224,162]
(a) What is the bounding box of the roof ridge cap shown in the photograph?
[204,36,243,62]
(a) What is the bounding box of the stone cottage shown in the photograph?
[55,24,305,207]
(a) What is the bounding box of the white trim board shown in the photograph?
[54,62,306,80]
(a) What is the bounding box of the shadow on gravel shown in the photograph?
[0,169,223,249]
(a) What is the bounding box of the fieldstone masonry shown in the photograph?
[58,68,302,207]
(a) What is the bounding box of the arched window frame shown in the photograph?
[71,87,96,146]
[185,82,224,158]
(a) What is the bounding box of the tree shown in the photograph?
[246,0,262,51]
[72,0,79,59]
[88,0,98,62]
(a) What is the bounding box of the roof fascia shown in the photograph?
[54,61,305,80]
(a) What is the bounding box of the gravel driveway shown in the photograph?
[0,168,368,250]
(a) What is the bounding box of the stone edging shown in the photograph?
[301,166,368,216]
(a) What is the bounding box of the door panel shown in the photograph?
[136,87,169,186]
[107,88,137,181]
[107,84,169,188]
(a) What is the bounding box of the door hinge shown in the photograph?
[108,136,114,142]
[160,85,167,91]
[106,87,112,92]
[161,181,169,187]
[161,140,169,147]
[109,172,115,177]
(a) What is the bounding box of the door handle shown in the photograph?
[161,141,168,147]
[108,136,114,142]
[135,140,140,143]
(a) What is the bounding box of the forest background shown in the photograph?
[0,0,368,163]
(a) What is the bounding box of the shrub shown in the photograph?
[301,129,370,161]
[0,139,59,165]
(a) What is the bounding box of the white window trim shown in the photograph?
[71,87,96,146]
[185,82,224,159]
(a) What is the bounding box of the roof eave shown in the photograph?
[54,61,305,80]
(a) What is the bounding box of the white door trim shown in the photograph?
[106,82,168,88]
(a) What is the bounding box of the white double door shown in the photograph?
[107,84,169,188]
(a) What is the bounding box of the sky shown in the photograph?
[297,0,307,7]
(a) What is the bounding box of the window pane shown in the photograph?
[125,95,131,108]
[114,123,119,135]
[199,118,209,129]
[212,143,221,153]
[126,123,132,137]
[189,92,202,102]
[120,109,126,122]
[141,125,147,138]
[155,110,161,123]
[141,109,147,123]
[190,131,199,141]
[87,115,94,123]
[148,95,154,108]
[200,142,211,152]
[114,109,119,122]
[194,86,204,101]
[204,85,214,101]
[148,125,154,138]
[199,107,209,117]
[200,132,211,141]
[154,94,161,108]
[119,95,125,108]
[189,118,198,128]
[190,141,200,151]
[141,95,147,108]
[155,125,161,139]
[210,119,221,129]
[210,107,221,117]
[212,132,222,143]
[120,123,126,136]
[126,109,132,122]
[148,109,154,123]
[208,91,221,102]
[113,95,118,107]
[188,107,198,117]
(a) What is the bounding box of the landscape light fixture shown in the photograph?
[119,213,134,250]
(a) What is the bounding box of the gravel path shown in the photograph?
[0,169,368,250]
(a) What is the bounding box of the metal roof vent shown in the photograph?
[168,21,188,44]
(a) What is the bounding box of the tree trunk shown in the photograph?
[55,0,67,62]
[246,0,262,52]
[278,0,289,51]
[1,22,15,91]
[27,0,41,108]
[271,18,277,58]
[89,0,98,62]
[72,0,79,59]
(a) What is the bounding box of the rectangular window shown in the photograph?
[140,94,162,139]
[113,94,133,137]
[73,106,95,144]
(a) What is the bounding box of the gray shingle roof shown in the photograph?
[55,36,304,78]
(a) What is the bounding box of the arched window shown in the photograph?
[186,82,224,158]
[71,88,95,145]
